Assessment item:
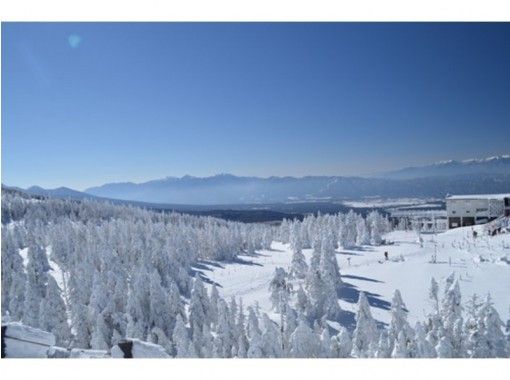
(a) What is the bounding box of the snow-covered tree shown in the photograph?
[388,289,415,357]
[269,267,292,313]
[467,294,507,358]
[261,313,282,358]
[331,326,352,358]
[289,317,321,358]
[351,292,378,358]
[343,211,357,248]
[289,225,308,279]
[173,314,193,358]
[23,243,50,328]
[39,276,71,346]
[1,232,26,320]
[355,216,370,246]
[189,276,211,352]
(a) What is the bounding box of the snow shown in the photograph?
[202,226,510,330]
[447,194,510,200]
[3,322,56,346]
[19,247,28,268]
[2,322,56,358]
[69,348,109,358]
[343,198,439,209]
[111,339,169,358]
[47,346,70,358]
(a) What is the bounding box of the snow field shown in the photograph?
[203,226,510,329]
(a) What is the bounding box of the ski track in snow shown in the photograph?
[203,226,510,329]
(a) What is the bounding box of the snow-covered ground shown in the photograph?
[200,225,510,329]
[342,197,440,209]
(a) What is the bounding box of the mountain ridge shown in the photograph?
[374,154,510,179]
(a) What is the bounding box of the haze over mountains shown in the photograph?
[11,154,510,205]
[20,154,506,205]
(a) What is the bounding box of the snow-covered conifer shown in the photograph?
[289,317,321,358]
[269,267,292,313]
[331,326,352,358]
[289,225,308,279]
[23,243,50,328]
[173,314,193,357]
[351,292,378,358]
[39,276,71,346]
[261,313,282,358]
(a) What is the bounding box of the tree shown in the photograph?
[261,314,282,358]
[440,278,463,353]
[468,294,507,358]
[351,292,378,358]
[39,276,72,346]
[173,314,193,358]
[331,326,352,358]
[318,231,342,319]
[355,216,370,246]
[126,269,151,340]
[319,327,333,358]
[247,328,263,358]
[343,211,357,248]
[388,289,415,357]
[209,284,220,328]
[289,317,321,358]
[436,336,454,358]
[414,322,435,358]
[90,313,110,350]
[2,232,26,320]
[269,267,292,313]
[214,298,233,358]
[289,225,308,279]
[235,299,249,358]
[188,276,211,356]
[149,270,173,338]
[375,330,391,358]
[23,243,50,328]
[320,231,343,291]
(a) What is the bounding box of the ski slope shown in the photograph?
[200,225,510,329]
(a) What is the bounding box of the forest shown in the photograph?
[2,188,509,358]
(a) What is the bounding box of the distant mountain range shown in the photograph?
[375,154,510,179]
[13,154,510,205]
[25,186,103,201]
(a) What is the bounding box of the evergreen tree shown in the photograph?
[289,224,308,279]
[388,289,415,357]
[173,314,193,358]
[269,267,292,313]
[331,326,352,358]
[39,276,72,346]
[351,292,378,358]
[2,232,26,319]
[261,313,282,358]
[289,317,321,358]
[23,243,50,328]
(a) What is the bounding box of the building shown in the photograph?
[389,209,447,232]
[446,193,510,229]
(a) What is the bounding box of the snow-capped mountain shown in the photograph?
[375,154,510,179]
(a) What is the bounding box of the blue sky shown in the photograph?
[2,23,510,190]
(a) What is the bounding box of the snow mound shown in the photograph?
[2,322,55,358]
[69,348,109,358]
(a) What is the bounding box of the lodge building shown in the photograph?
[446,193,510,229]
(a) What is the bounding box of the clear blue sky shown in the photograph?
[2,23,510,190]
